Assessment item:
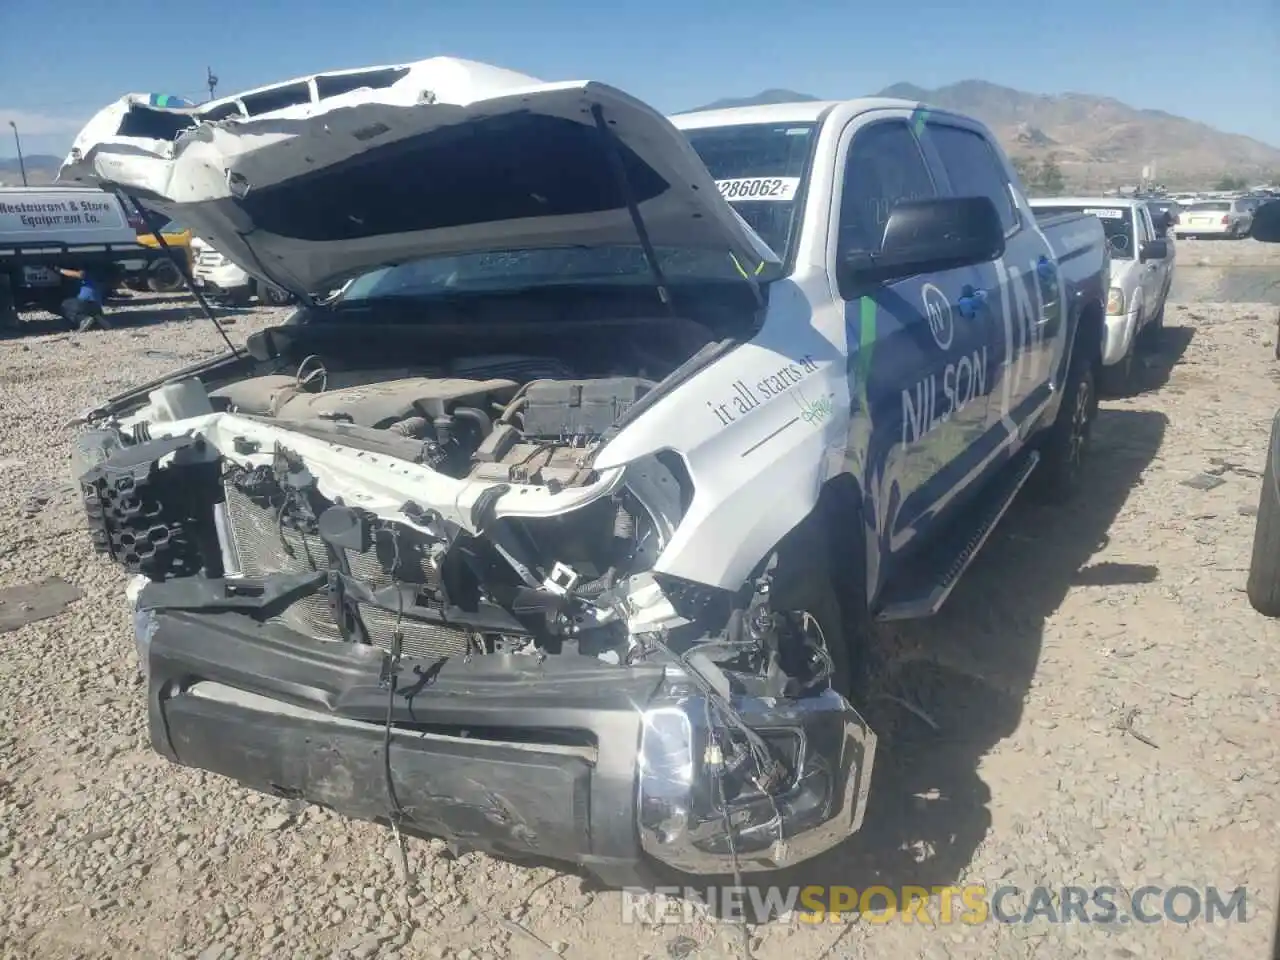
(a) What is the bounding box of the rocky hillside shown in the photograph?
[691,80,1280,188]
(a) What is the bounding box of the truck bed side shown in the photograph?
[1037,212,1109,390]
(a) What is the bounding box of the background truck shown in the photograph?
[0,186,165,326]
[1029,196,1173,395]
[63,60,1109,887]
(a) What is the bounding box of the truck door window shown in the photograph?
[835,120,936,264]
[923,123,1019,232]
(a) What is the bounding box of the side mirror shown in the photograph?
[1251,200,1280,243]
[838,195,1007,288]
[1140,238,1169,261]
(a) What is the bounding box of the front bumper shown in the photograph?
[136,589,875,883]
[1174,222,1231,236]
[193,263,251,295]
[1101,307,1141,366]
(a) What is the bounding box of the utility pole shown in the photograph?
[7,121,27,186]
[206,67,219,102]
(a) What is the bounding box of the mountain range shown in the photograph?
[0,154,63,186]
[691,80,1280,188]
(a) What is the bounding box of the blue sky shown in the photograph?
[2,0,1278,158]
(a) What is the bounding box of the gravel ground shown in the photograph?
[1173,235,1280,268]
[1,253,1279,960]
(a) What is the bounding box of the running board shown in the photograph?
[875,451,1040,622]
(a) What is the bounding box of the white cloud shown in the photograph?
[0,108,92,136]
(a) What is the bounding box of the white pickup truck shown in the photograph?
[1029,197,1174,395]
[63,57,1108,887]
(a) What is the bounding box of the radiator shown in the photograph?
[221,483,473,660]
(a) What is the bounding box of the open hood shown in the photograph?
[58,57,782,298]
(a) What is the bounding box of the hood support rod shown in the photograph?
[124,193,241,358]
[591,103,674,315]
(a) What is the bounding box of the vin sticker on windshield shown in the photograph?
[716,177,800,201]
[1083,208,1125,219]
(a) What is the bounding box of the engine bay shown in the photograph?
[208,361,657,488]
[190,314,713,489]
[78,306,834,698]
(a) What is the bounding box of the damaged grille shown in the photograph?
[221,483,472,660]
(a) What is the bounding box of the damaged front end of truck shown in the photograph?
[63,57,874,886]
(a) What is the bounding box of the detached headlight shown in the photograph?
[635,688,877,875]
[1106,287,1126,315]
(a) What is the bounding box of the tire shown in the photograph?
[1139,303,1165,352]
[256,281,292,306]
[769,568,854,698]
[1246,412,1280,617]
[147,260,184,293]
[226,286,253,307]
[1030,339,1096,504]
[769,525,862,699]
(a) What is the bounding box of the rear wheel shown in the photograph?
[1030,340,1096,503]
[147,260,185,293]
[1246,412,1280,618]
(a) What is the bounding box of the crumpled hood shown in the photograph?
[58,56,781,298]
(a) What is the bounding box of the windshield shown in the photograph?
[337,121,818,306]
[1188,201,1231,212]
[681,122,817,263]
[1036,205,1136,258]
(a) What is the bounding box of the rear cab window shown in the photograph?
[919,122,1020,232]
[1033,205,1135,258]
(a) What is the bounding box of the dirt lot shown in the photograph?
[1,250,1279,959]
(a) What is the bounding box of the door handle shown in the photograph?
[957,285,986,319]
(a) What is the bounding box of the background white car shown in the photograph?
[190,236,293,306]
[1174,198,1254,238]
[1029,197,1174,396]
